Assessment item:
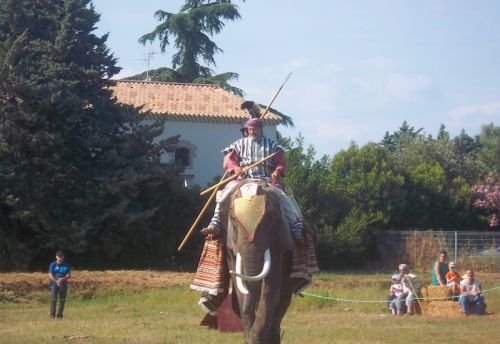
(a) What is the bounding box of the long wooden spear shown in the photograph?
[259,72,292,120]
[199,151,279,196]
[406,274,425,315]
[177,170,228,252]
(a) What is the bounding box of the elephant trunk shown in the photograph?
[231,249,271,295]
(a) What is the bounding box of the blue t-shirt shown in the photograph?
[49,262,70,289]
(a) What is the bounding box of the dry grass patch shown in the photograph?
[0,270,193,302]
[0,271,499,343]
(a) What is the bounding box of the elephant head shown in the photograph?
[220,180,294,344]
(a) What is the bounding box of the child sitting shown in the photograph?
[388,274,405,315]
[445,261,461,296]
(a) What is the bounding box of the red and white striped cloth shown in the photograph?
[190,239,228,296]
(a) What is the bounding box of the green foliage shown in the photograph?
[327,143,405,222]
[0,0,201,270]
[284,121,494,268]
[284,139,404,267]
[137,0,244,96]
[477,123,500,174]
[381,120,423,152]
[409,162,445,193]
[384,122,486,229]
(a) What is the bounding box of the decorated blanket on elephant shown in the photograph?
[190,235,318,296]
[290,225,319,281]
[190,239,228,296]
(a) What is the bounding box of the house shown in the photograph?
[110,80,283,187]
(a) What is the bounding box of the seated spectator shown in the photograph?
[445,261,461,296]
[388,274,405,315]
[459,269,485,315]
[398,264,421,315]
[431,250,449,287]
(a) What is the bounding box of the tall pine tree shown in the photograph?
[0,0,195,270]
[137,0,245,96]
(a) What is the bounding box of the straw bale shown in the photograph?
[424,285,452,300]
[425,300,461,317]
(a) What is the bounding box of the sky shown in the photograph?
[93,0,500,158]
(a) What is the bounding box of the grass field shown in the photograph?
[1,270,499,344]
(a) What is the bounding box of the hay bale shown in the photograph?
[424,285,452,300]
[420,285,429,298]
[426,300,461,317]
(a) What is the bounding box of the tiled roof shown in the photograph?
[110,80,282,125]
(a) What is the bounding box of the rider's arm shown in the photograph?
[225,150,242,175]
[272,149,286,176]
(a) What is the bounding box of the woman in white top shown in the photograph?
[459,269,485,315]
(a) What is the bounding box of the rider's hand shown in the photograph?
[201,227,220,237]
[233,166,242,176]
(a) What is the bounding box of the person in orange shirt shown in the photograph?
[445,261,461,295]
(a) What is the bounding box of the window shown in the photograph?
[175,147,190,167]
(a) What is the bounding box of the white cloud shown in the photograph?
[356,57,394,70]
[296,116,383,143]
[323,57,394,74]
[351,76,369,91]
[283,57,309,72]
[285,81,339,115]
[280,115,394,157]
[385,74,437,102]
[448,101,500,120]
[323,63,343,73]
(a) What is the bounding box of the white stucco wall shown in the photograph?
[159,120,278,187]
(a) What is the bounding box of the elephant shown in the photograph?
[218,179,298,344]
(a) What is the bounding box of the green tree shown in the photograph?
[0,0,197,270]
[381,120,423,151]
[477,123,500,174]
[138,0,244,96]
[327,143,405,226]
[285,141,405,268]
[387,126,485,229]
[436,124,450,142]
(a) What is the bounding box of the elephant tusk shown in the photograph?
[234,251,249,294]
[230,249,271,283]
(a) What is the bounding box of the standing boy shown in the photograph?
[48,250,71,318]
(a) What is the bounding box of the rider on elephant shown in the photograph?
[204,116,304,241]
[191,102,316,316]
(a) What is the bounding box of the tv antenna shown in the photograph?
[136,46,159,81]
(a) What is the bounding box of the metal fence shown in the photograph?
[375,230,500,272]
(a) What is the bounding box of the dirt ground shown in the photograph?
[0,270,194,302]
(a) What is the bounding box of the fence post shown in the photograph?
[414,230,417,267]
[454,231,458,262]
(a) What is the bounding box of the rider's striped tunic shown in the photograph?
[223,136,285,180]
[208,136,286,229]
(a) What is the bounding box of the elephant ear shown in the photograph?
[232,194,266,242]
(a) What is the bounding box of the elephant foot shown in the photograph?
[198,293,226,316]
[199,296,218,316]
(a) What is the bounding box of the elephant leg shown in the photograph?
[268,272,294,344]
